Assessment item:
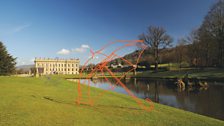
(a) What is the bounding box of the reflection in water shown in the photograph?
[76,78,224,120]
[154,81,159,103]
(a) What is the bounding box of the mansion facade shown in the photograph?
[34,58,80,75]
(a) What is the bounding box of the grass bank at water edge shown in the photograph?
[0,76,223,126]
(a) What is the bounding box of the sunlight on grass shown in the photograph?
[0,76,223,126]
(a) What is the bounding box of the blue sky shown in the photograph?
[0,0,214,65]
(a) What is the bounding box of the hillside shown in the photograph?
[108,46,183,66]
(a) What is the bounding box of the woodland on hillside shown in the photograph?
[108,0,224,71]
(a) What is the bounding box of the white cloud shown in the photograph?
[16,58,35,66]
[73,48,85,53]
[88,55,99,59]
[0,23,31,36]
[81,44,90,48]
[30,58,35,62]
[56,44,90,55]
[13,24,31,33]
[57,48,71,55]
[72,44,90,53]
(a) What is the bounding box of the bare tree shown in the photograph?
[184,30,201,67]
[139,26,173,72]
[199,0,224,67]
[175,38,188,69]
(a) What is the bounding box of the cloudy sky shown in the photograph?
[0,0,214,65]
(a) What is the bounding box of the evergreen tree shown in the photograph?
[0,41,16,75]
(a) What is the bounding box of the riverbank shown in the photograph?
[135,68,224,81]
[56,68,224,82]
[0,76,223,126]
[52,74,123,79]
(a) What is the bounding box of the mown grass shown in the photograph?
[52,72,124,79]
[0,76,223,126]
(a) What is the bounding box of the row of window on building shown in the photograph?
[45,68,78,72]
[37,63,78,68]
[45,71,79,74]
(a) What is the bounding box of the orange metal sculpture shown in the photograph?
[76,40,154,112]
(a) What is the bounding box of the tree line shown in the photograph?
[138,0,224,72]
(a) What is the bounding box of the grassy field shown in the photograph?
[0,76,223,126]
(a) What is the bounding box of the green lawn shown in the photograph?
[0,76,223,126]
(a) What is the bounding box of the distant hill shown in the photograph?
[108,47,154,66]
[16,64,35,71]
[107,45,188,66]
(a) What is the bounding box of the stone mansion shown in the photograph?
[34,58,80,75]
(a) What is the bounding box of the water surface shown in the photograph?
[71,78,224,120]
